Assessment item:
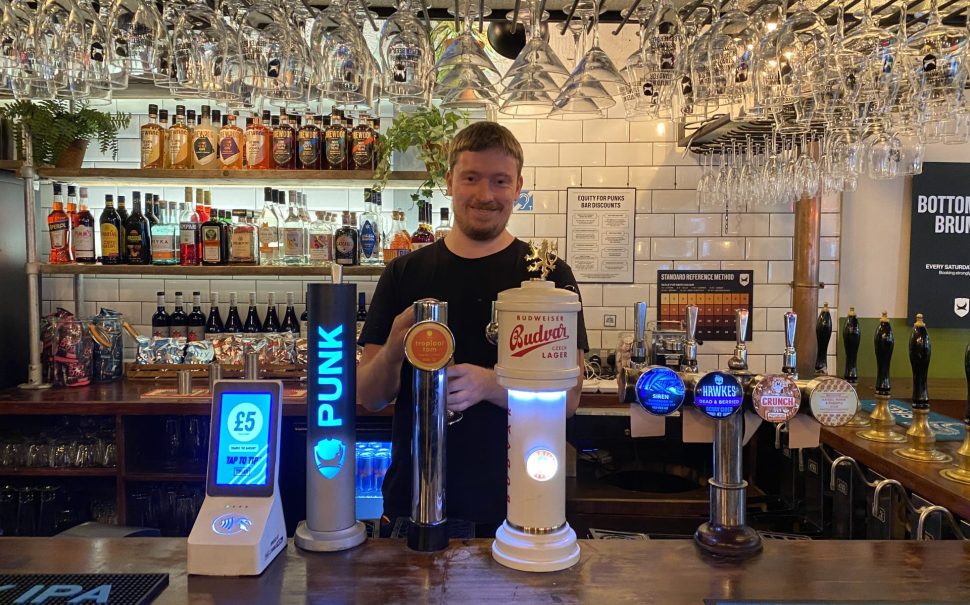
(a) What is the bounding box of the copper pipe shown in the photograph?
[792,142,822,378]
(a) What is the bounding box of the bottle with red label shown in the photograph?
[410,202,435,251]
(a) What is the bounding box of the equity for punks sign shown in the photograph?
[909,163,970,328]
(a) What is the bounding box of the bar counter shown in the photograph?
[0,537,968,603]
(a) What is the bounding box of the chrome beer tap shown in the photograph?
[728,309,749,372]
[782,311,797,378]
[680,305,699,374]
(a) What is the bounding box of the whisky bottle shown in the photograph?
[245,115,270,169]
[271,112,296,169]
[140,103,166,169]
[192,104,219,169]
[157,109,170,168]
[324,108,348,170]
[297,113,321,169]
[167,105,191,169]
[219,113,244,169]
[334,210,359,266]
[351,114,375,170]
[99,195,122,265]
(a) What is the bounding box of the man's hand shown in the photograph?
[356,306,415,413]
[446,364,508,412]
[383,306,416,365]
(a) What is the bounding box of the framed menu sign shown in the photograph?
[909,163,970,328]
[565,187,635,283]
[657,270,754,342]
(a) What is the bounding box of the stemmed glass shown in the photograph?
[501,0,567,117]
[550,0,622,119]
[436,0,501,110]
[907,0,969,126]
[312,0,372,108]
[379,0,434,107]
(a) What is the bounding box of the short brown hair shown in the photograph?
[448,121,524,174]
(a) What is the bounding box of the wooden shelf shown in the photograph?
[0,467,117,477]
[0,160,24,172]
[38,263,384,277]
[34,167,429,189]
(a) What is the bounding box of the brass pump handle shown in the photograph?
[843,310,861,383]
[909,314,931,409]
[874,313,894,396]
[815,305,832,374]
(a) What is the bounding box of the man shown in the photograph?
[357,121,588,537]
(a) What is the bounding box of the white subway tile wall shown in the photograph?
[39,105,840,371]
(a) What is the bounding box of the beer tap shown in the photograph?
[728,309,749,372]
[680,305,699,374]
[893,314,951,462]
[404,299,454,552]
[782,311,797,378]
[859,312,907,443]
[484,301,499,346]
[815,303,832,375]
[941,342,970,484]
[843,307,869,427]
[619,302,654,405]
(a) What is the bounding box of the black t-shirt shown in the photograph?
[358,238,589,524]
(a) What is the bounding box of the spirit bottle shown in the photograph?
[151,292,170,338]
[192,104,219,169]
[167,105,191,169]
[359,189,382,265]
[258,187,282,265]
[187,291,206,342]
[140,103,166,168]
[219,113,244,169]
[435,207,452,240]
[124,191,152,265]
[203,190,213,223]
[282,191,307,265]
[324,107,348,170]
[334,210,359,266]
[158,109,170,168]
[308,210,333,266]
[383,210,411,262]
[99,195,122,265]
[410,203,435,251]
[48,183,72,264]
[351,114,375,170]
[243,292,262,333]
[74,190,95,263]
[262,292,281,333]
[229,209,259,265]
[297,113,321,169]
[245,115,270,169]
[272,112,296,169]
[117,194,129,224]
[224,293,243,334]
[146,194,159,227]
[179,195,201,266]
[200,209,227,266]
[356,292,367,340]
[150,199,179,265]
[205,292,225,338]
[169,291,189,339]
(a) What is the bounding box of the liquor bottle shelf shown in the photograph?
[38,263,385,277]
[33,168,430,189]
[0,467,118,477]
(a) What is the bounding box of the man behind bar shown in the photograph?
[357,121,589,538]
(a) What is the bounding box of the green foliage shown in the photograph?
[0,100,131,165]
[373,107,467,205]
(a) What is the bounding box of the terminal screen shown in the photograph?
[215,392,272,487]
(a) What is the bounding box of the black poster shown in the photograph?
[909,163,970,328]
[657,270,754,342]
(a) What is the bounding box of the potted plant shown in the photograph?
[373,107,466,204]
[0,100,130,168]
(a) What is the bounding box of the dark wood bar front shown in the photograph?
[0,538,967,603]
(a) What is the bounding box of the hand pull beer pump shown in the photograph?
[858,312,908,443]
[940,342,970,484]
[842,308,870,427]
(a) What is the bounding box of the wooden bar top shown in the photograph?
[0,538,967,604]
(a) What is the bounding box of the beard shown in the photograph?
[454,203,509,241]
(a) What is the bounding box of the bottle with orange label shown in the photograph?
[48,183,72,264]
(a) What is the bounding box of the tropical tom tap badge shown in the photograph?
[404,320,455,371]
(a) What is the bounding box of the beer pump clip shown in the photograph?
[188,380,287,576]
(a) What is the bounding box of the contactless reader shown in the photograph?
[188,380,287,576]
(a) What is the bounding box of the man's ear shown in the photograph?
[446,170,453,196]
